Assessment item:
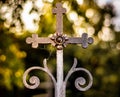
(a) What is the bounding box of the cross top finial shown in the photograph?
[52,3,66,36]
[52,3,66,15]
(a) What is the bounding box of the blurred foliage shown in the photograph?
[0,0,120,97]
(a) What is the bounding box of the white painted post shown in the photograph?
[56,50,64,97]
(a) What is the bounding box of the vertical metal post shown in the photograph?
[53,3,66,97]
[56,50,64,97]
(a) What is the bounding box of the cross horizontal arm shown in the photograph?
[66,33,94,48]
[26,34,53,48]
[66,37,82,44]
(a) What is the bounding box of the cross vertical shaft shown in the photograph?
[52,3,66,97]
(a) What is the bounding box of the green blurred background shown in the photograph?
[0,0,120,97]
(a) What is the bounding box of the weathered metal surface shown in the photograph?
[23,2,94,97]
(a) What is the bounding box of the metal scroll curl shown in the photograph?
[64,58,93,91]
[23,59,56,89]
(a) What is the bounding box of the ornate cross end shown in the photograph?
[63,33,93,49]
[79,33,94,48]
[52,3,66,15]
[26,34,53,48]
[26,34,39,48]
[52,3,66,36]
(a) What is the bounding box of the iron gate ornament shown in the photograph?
[23,2,93,97]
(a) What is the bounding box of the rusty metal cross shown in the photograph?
[26,3,93,49]
[23,2,93,97]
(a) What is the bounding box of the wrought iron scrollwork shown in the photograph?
[23,58,93,91]
[23,59,56,89]
[64,58,93,91]
[23,58,93,97]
